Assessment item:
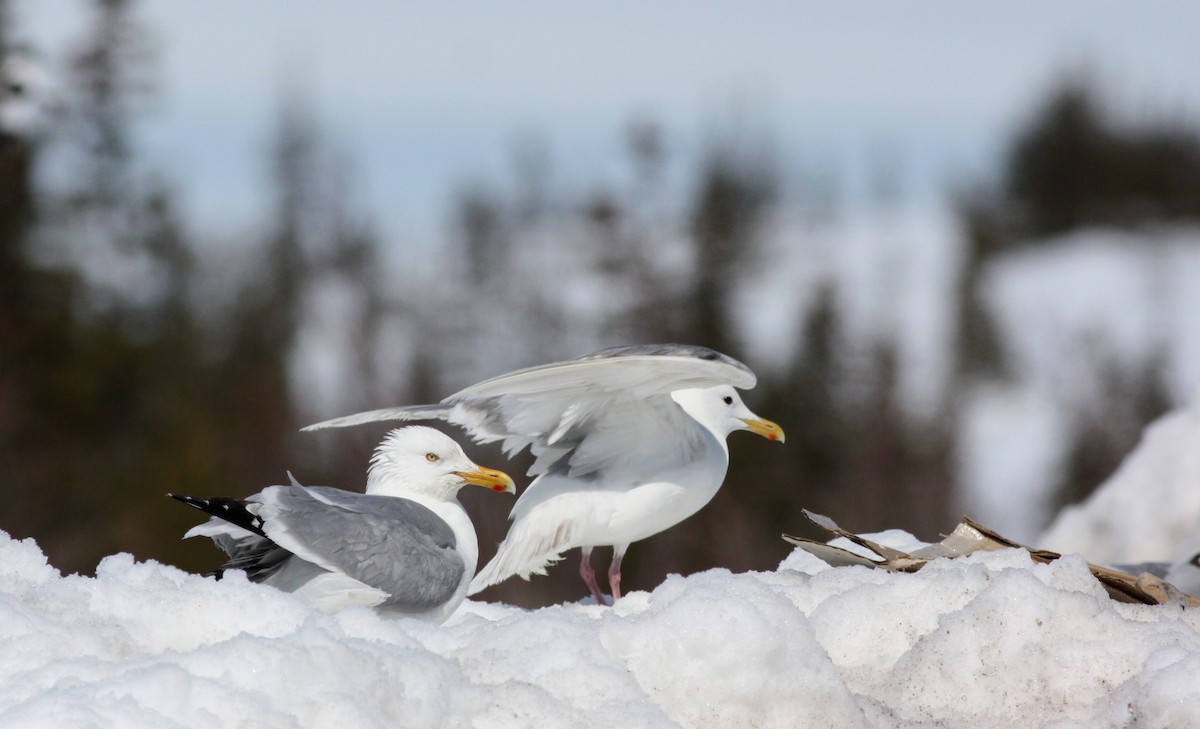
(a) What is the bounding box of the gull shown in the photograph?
[170,426,515,622]
[303,344,784,604]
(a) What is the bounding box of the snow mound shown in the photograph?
[3,527,1200,727]
[1040,398,1200,565]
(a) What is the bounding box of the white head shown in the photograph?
[366,426,516,501]
[670,385,785,444]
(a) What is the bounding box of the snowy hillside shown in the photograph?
[741,210,1200,544]
[1040,395,1200,566]
[5,400,1200,727]
[961,226,1200,539]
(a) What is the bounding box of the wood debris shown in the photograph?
[783,510,1200,608]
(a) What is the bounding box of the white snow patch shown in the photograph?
[740,202,962,419]
[3,519,1200,727]
[959,383,1067,541]
[1040,397,1200,566]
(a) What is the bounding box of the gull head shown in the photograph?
[671,385,785,443]
[366,426,516,500]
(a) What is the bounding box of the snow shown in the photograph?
[961,226,1200,539]
[1040,395,1200,566]
[959,383,1069,542]
[741,202,964,419]
[10,216,1200,724]
[983,228,1200,399]
[7,397,1200,729]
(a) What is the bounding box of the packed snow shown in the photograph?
[5,399,1200,727]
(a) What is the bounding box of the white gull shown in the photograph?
[171,426,515,622]
[304,344,784,604]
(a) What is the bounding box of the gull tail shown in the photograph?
[169,494,267,538]
[168,494,290,581]
[300,403,453,432]
[468,518,577,595]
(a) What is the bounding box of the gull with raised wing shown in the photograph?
[304,344,784,605]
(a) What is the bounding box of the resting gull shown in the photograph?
[170,426,515,622]
[303,344,784,604]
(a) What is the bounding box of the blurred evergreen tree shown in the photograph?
[849,340,956,538]
[685,138,775,358]
[624,130,782,582]
[1007,77,1200,236]
[212,90,315,493]
[0,1,389,575]
[1051,349,1172,515]
[952,198,1011,380]
[0,0,42,540]
[956,75,1200,382]
[254,88,396,518]
[0,0,233,571]
[957,73,1188,515]
[713,283,853,553]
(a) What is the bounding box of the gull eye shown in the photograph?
[425,452,440,463]
[723,396,733,405]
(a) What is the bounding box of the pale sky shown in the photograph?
[14,1,1200,244]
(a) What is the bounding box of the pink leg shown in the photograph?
[608,545,627,602]
[580,547,608,605]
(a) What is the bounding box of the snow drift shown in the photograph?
[1040,399,1200,565]
[3,538,1199,726]
[4,400,1200,727]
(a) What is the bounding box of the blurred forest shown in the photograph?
[1,1,1194,608]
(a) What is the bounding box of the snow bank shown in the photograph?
[4,525,1200,728]
[1040,398,1200,566]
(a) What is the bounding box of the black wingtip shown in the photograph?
[170,494,269,538]
[169,493,209,511]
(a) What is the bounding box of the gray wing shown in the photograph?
[302,344,754,478]
[253,485,464,613]
[448,344,755,401]
[575,343,753,371]
[299,402,453,432]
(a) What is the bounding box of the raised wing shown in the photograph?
[443,344,753,477]
[253,485,464,613]
[302,344,756,479]
[300,403,452,433]
[453,344,755,400]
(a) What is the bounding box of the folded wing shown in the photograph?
[254,485,464,613]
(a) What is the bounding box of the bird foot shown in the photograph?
[608,552,624,602]
[580,550,610,605]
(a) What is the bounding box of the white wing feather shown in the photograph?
[442,351,751,478]
[303,346,756,483]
